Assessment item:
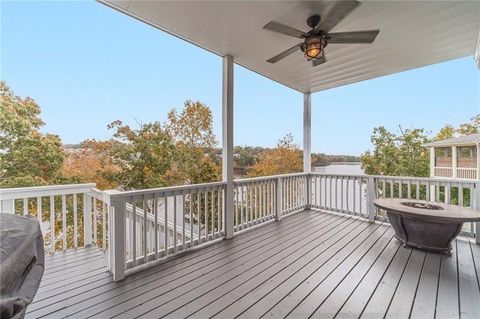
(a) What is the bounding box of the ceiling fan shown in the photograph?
[263,0,380,67]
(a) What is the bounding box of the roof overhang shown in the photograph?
[98,0,480,94]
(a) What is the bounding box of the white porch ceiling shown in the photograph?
[99,0,480,94]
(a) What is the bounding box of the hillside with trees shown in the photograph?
[2,81,478,191]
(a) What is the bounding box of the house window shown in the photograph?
[435,147,452,157]
[458,147,475,158]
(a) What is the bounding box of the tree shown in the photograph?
[361,126,429,177]
[166,100,220,184]
[62,140,121,190]
[107,120,179,190]
[435,125,455,141]
[247,134,303,177]
[457,114,479,135]
[0,82,65,187]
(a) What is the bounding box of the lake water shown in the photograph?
[314,162,364,175]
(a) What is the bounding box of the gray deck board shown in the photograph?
[26,210,480,319]
[409,252,441,319]
[457,239,480,319]
[436,241,460,319]
[385,249,426,318]
[360,240,412,317]
[86,211,342,318]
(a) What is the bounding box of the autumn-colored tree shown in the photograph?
[62,140,121,190]
[167,100,220,184]
[247,134,303,177]
[0,82,65,187]
[457,114,479,135]
[435,125,456,141]
[107,120,179,190]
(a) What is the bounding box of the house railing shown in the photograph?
[370,175,479,237]
[457,167,477,180]
[310,173,369,219]
[0,184,110,254]
[433,166,478,180]
[1,172,479,282]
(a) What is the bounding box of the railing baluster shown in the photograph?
[240,185,244,228]
[23,198,28,215]
[62,194,67,251]
[197,192,201,243]
[211,188,216,239]
[37,196,42,228]
[132,197,136,266]
[93,198,98,245]
[173,192,177,253]
[154,194,158,259]
[103,201,107,251]
[143,196,147,261]
[189,191,193,247]
[164,194,168,254]
[73,194,78,248]
[50,196,55,253]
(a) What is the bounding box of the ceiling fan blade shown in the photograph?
[312,54,327,67]
[267,42,303,63]
[263,21,308,38]
[315,0,360,33]
[326,30,379,43]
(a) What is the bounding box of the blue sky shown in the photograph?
[2,1,479,155]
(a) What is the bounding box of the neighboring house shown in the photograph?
[424,133,480,180]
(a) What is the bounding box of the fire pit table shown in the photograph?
[374,198,480,255]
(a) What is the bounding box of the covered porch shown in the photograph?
[1,0,480,318]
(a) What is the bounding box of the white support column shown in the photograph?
[429,147,435,177]
[303,93,312,209]
[452,146,457,178]
[222,55,234,240]
[303,93,312,173]
[477,143,479,180]
[111,197,126,281]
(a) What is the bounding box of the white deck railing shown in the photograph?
[2,172,479,282]
[0,184,109,254]
[370,175,479,237]
[310,174,369,219]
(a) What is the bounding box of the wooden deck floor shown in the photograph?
[27,210,480,319]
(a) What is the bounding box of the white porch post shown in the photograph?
[429,147,435,177]
[222,54,234,240]
[303,93,312,209]
[303,93,312,173]
[477,143,479,180]
[452,146,457,178]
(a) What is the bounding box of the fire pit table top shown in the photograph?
[374,198,480,223]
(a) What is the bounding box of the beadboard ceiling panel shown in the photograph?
[99,0,480,93]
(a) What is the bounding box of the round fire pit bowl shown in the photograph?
[374,198,480,255]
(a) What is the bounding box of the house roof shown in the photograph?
[98,1,480,94]
[423,133,480,147]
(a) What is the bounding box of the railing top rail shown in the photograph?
[310,173,367,178]
[0,183,96,200]
[109,181,227,199]
[234,172,308,183]
[368,174,478,184]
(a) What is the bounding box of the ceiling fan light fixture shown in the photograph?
[303,36,326,60]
